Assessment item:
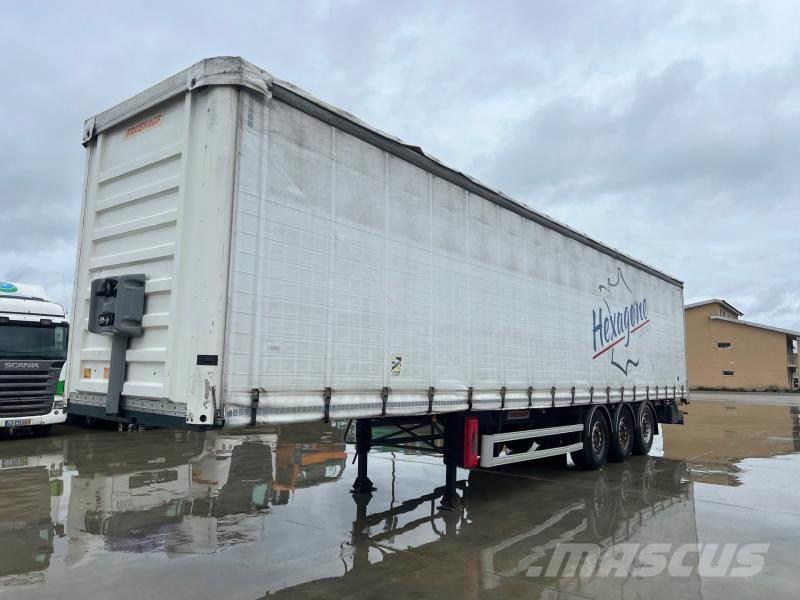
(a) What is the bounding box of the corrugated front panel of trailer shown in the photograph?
[224,92,686,425]
[69,86,239,426]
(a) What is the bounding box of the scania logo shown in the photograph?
[4,361,40,369]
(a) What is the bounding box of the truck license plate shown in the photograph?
[3,418,32,427]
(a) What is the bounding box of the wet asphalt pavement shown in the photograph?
[0,394,798,599]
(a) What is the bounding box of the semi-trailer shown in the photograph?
[66,57,686,504]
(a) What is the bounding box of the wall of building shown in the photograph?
[686,304,791,390]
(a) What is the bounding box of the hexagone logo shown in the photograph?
[591,268,650,375]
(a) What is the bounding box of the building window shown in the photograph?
[717,342,732,349]
[722,370,735,376]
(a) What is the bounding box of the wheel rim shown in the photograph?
[618,417,631,450]
[640,409,653,443]
[593,477,607,514]
[591,421,605,457]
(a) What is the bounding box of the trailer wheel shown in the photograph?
[571,407,610,470]
[632,402,655,455]
[608,404,635,462]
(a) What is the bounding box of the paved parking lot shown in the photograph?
[0,394,798,599]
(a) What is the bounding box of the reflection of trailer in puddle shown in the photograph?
[0,442,66,586]
[472,461,699,598]
[272,440,347,505]
[64,430,207,554]
[63,426,346,556]
[269,456,700,599]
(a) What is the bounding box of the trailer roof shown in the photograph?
[83,57,683,288]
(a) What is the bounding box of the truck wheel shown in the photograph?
[608,404,634,462]
[632,403,655,455]
[571,407,609,470]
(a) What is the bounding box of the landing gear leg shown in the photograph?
[352,419,376,494]
[440,418,463,510]
[350,490,371,570]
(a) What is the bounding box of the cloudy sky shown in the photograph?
[1,1,798,329]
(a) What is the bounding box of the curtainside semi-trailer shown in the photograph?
[66,57,686,504]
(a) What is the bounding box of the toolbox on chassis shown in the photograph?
[66,57,686,499]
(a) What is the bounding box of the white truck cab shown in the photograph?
[0,281,68,434]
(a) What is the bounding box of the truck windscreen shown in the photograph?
[0,322,68,360]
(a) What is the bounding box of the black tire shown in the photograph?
[571,407,610,470]
[66,414,85,426]
[32,424,53,436]
[78,415,117,430]
[608,404,635,462]
[632,403,655,456]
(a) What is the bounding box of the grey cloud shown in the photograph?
[481,55,800,329]
[487,58,800,201]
